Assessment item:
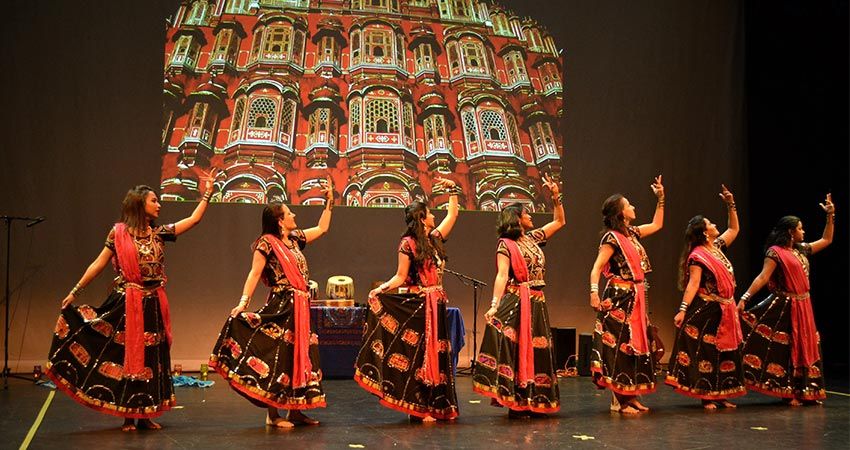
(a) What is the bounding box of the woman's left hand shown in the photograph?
[321,175,335,203]
[651,174,664,199]
[199,168,220,196]
[719,183,734,204]
[819,192,835,214]
[433,176,457,192]
[542,173,560,196]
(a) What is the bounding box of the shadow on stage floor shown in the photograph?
[2,374,848,449]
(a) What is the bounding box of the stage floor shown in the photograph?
[2,374,848,449]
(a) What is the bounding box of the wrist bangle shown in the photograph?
[727,202,736,211]
[678,301,688,312]
[657,199,665,208]
[556,193,563,204]
[490,296,499,308]
[202,191,212,202]
[70,283,84,297]
[590,283,599,293]
[740,292,750,302]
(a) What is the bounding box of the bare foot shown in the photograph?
[627,399,650,412]
[288,410,320,425]
[121,419,136,432]
[718,400,737,409]
[409,415,437,423]
[266,413,295,428]
[619,405,641,415]
[137,419,162,430]
[788,398,803,407]
[702,400,718,410]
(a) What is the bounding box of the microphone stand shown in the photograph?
[444,268,487,375]
[1,215,46,389]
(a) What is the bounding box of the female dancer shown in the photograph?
[47,174,216,431]
[666,185,745,409]
[589,175,664,414]
[472,175,565,418]
[210,177,334,428]
[738,194,834,405]
[354,177,459,422]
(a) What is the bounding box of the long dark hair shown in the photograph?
[765,215,803,252]
[119,185,155,230]
[403,201,446,266]
[678,215,708,290]
[498,203,525,240]
[601,194,628,235]
[261,202,286,238]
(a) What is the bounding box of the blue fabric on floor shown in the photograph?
[172,375,215,388]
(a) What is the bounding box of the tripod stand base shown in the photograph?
[3,368,37,388]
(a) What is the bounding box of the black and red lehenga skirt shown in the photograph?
[46,289,175,419]
[590,282,657,396]
[209,289,326,410]
[471,287,560,413]
[665,297,747,400]
[354,292,458,420]
[740,294,826,401]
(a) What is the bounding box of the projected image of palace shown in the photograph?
[162,0,563,211]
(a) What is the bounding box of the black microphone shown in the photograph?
[26,216,45,227]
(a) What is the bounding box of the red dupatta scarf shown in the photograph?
[499,238,537,387]
[402,237,444,386]
[263,234,313,388]
[688,246,742,352]
[770,245,820,368]
[602,230,650,355]
[113,223,172,378]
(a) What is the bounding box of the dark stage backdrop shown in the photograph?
[1,1,844,380]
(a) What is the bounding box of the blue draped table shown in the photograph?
[310,306,465,378]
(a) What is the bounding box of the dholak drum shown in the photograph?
[326,275,354,300]
[308,280,319,300]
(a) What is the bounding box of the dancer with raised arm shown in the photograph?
[666,185,745,409]
[210,177,334,428]
[472,174,565,418]
[589,175,664,414]
[354,177,460,422]
[738,194,834,406]
[47,172,216,431]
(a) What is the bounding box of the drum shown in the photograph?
[326,275,354,300]
[308,279,319,301]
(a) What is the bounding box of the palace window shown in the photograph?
[211,28,240,66]
[307,107,338,150]
[226,0,249,14]
[184,0,210,26]
[365,98,399,134]
[170,34,201,71]
[447,36,491,77]
[229,97,246,143]
[503,50,528,85]
[529,121,557,159]
[424,114,449,152]
[250,21,306,66]
[413,43,434,73]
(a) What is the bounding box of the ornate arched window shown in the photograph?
[413,43,434,73]
[424,114,449,152]
[229,97,246,143]
[447,35,492,78]
[226,0,249,14]
[307,107,338,150]
[249,19,306,66]
[461,102,519,157]
[170,33,202,72]
[211,28,241,68]
[184,0,210,26]
[503,50,528,85]
[528,121,558,160]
